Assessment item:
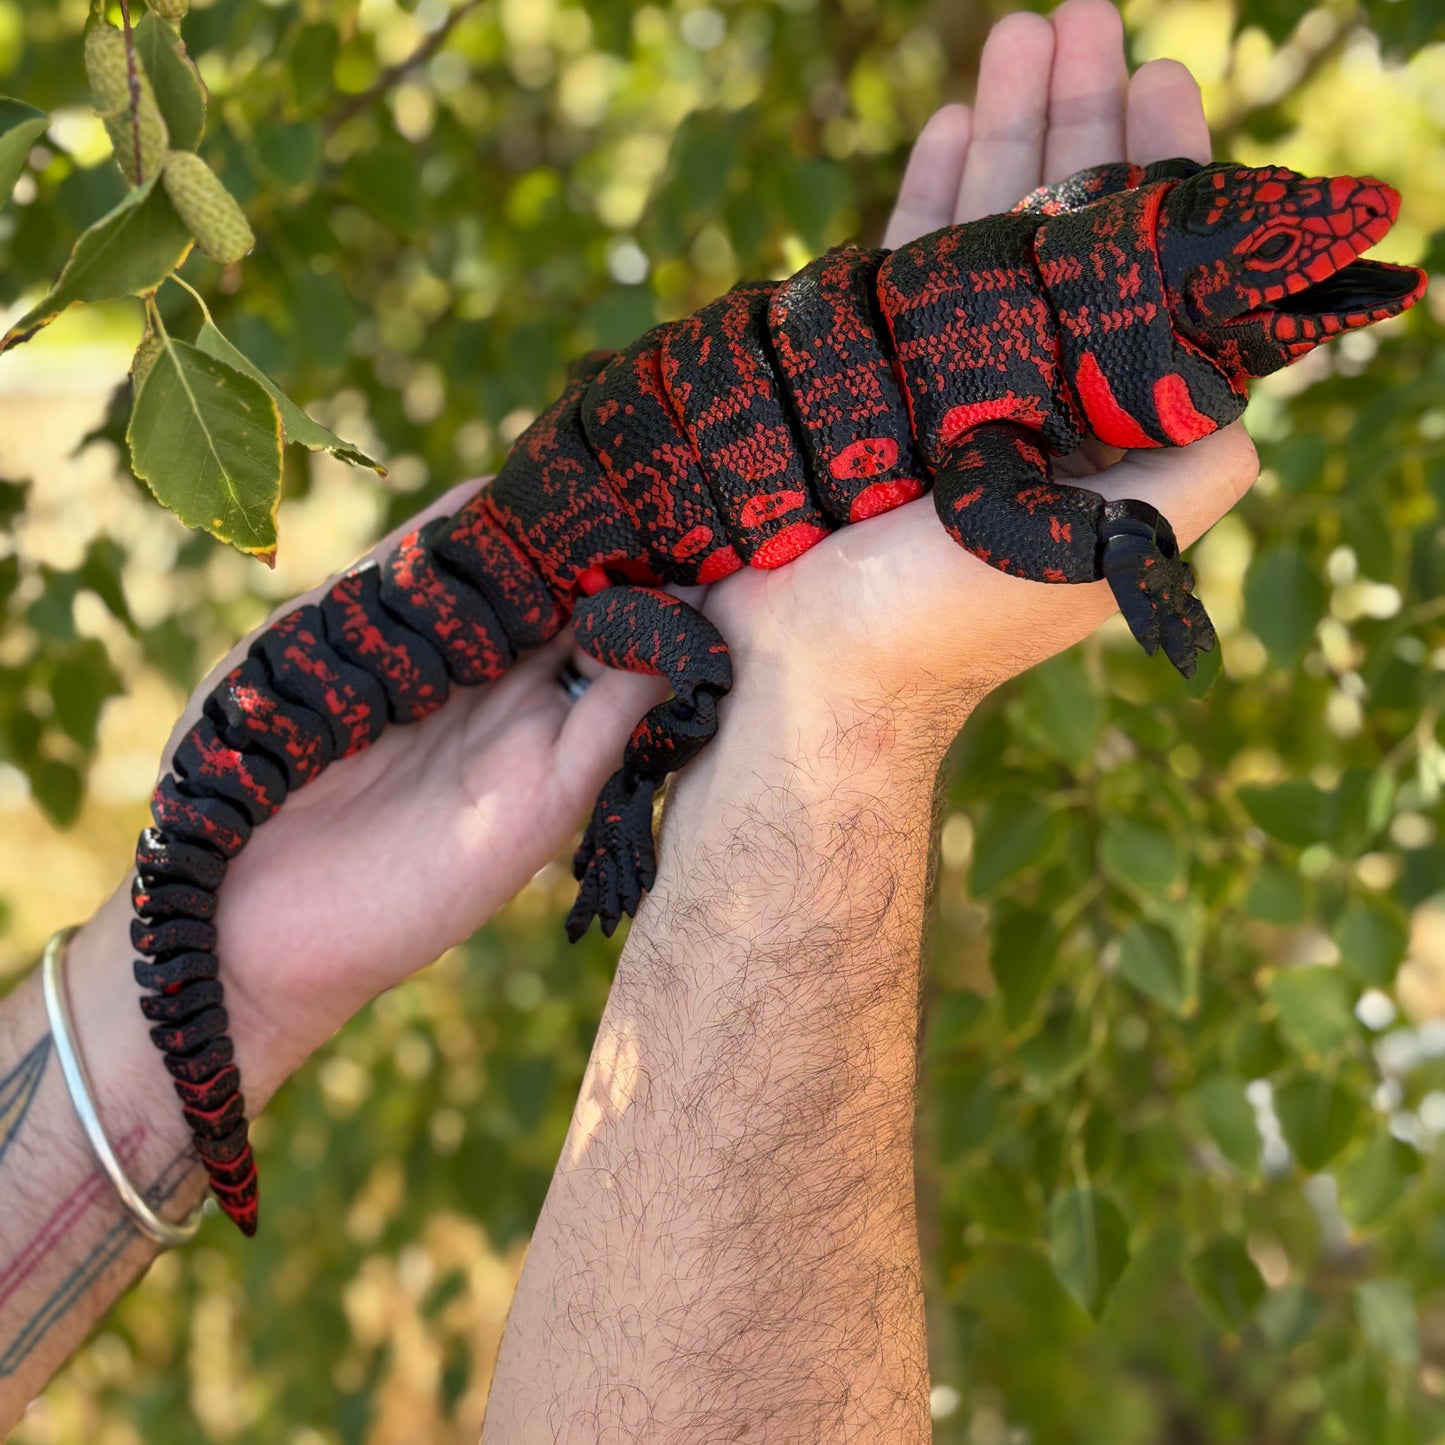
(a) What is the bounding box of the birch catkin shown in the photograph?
[162,152,256,264]
[84,25,169,185]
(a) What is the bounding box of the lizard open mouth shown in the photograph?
[1270,256,1427,325]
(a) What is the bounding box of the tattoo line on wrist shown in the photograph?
[0,1139,195,1379]
[0,1026,202,1379]
[0,1038,51,1173]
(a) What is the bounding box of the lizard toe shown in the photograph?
[568,771,658,939]
[1102,518,1216,679]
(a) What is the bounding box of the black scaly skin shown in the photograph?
[131,158,1426,1234]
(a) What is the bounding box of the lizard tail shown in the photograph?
[130,495,552,1236]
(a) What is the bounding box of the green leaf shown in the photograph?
[922,989,989,1062]
[1333,766,1395,854]
[1241,864,1309,924]
[29,757,83,827]
[779,156,847,251]
[343,138,423,234]
[79,537,135,633]
[1101,818,1184,895]
[1224,1015,1289,1080]
[1018,652,1102,768]
[1321,1356,1419,1445]
[1333,898,1410,987]
[1,179,191,352]
[1244,543,1326,665]
[1184,637,1223,698]
[252,118,322,192]
[0,97,48,207]
[289,24,341,112]
[1188,1236,1265,1331]
[1257,1283,1321,1350]
[1048,1186,1130,1320]
[969,794,1060,896]
[989,908,1059,1029]
[126,337,283,559]
[1017,998,1096,1088]
[0,476,29,527]
[1265,432,1328,491]
[1192,1075,1261,1173]
[956,1163,1039,1240]
[1340,1129,1418,1228]
[133,13,207,152]
[1237,779,1331,848]
[194,320,383,471]
[51,641,123,752]
[1267,966,1357,1056]
[1274,1073,1362,1171]
[1354,1280,1419,1368]
[933,1064,997,1158]
[28,565,82,640]
[1114,920,1191,1012]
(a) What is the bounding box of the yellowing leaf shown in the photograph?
[1,179,191,352]
[126,337,283,560]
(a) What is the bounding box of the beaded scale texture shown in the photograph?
[129,158,1427,1236]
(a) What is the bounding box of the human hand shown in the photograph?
[77,0,1255,1106]
[700,0,1259,750]
[76,482,671,1105]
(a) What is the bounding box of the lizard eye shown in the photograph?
[1248,229,1297,266]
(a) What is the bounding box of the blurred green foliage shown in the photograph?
[1,0,1444,1441]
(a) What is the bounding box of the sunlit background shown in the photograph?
[2,0,1444,1439]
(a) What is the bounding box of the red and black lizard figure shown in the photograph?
[129,158,1426,1235]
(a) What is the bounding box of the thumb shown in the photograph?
[1094,420,1260,551]
[968,421,1260,681]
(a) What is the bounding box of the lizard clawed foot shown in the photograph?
[1100,499,1217,679]
[566,769,659,941]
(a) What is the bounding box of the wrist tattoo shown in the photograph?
[0,1028,199,1384]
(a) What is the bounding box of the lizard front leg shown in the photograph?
[934,421,1216,676]
[566,586,733,940]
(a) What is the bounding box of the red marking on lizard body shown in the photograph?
[750,521,831,568]
[850,478,924,521]
[1152,373,1217,445]
[1073,350,1158,449]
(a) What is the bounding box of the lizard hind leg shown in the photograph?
[565,585,733,941]
[933,421,1215,678]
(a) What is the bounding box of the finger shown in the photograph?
[553,647,669,792]
[1126,59,1211,166]
[555,578,709,781]
[882,103,972,250]
[1042,0,1128,183]
[1098,421,1258,547]
[968,424,1260,672]
[955,12,1054,222]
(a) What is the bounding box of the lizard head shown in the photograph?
[1157,164,1427,380]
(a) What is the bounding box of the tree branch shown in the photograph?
[118,0,148,185]
[325,0,484,135]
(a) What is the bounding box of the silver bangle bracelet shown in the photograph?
[41,926,204,1248]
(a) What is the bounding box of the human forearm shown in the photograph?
[483,689,949,1442]
[0,888,284,1430]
